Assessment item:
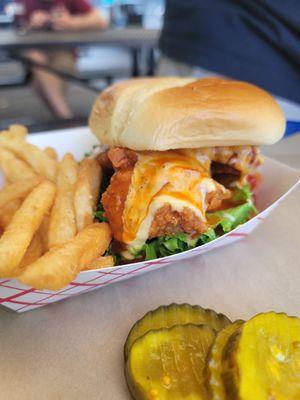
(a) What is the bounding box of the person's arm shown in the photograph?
[52,9,108,31]
[29,10,51,29]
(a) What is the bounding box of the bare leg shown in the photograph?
[32,69,73,119]
[25,50,73,119]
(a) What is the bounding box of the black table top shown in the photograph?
[0,27,159,49]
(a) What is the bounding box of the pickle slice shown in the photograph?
[222,312,300,400]
[124,303,231,359]
[126,324,216,400]
[206,320,244,400]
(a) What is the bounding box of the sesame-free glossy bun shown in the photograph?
[89,77,285,150]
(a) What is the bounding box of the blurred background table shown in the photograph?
[0,27,159,131]
[0,132,299,400]
[0,27,159,49]
[1,27,159,96]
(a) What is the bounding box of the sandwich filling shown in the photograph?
[98,146,262,260]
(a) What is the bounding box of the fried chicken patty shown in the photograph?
[100,148,138,242]
[97,147,137,171]
[102,168,132,242]
[99,146,260,245]
[149,204,206,238]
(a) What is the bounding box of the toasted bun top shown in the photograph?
[89,77,285,150]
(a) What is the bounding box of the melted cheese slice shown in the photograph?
[122,150,218,248]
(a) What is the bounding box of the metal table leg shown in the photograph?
[131,47,139,77]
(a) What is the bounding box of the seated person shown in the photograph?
[157,0,300,119]
[18,0,108,119]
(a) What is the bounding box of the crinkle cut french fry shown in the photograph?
[38,215,50,253]
[0,147,37,181]
[0,176,42,209]
[0,199,22,229]
[0,180,56,278]
[78,223,112,269]
[0,134,57,181]
[44,147,57,160]
[2,176,9,187]
[20,223,112,290]
[8,124,28,140]
[48,153,78,248]
[81,255,114,271]
[17,233,43,274]
[74,158,102,231]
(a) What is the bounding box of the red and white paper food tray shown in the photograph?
[0,127,299,312]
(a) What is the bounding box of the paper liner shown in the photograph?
[0,128,299,312]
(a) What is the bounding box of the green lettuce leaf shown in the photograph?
[130,229,217,261]
[94,203,108,222]
[94,172,112,223]
[207,183,256,233]
[232,184,253,203]
[127,189,256,260]
[101,183,257,262]
[207,201,257,233]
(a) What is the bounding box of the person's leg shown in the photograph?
[25,50,49,102]
[25,49,74,119]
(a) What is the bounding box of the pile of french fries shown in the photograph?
[0,125,113,290]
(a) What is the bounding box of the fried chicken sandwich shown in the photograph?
[89,77,285,260]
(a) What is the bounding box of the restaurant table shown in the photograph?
[0,133,299,399]
[0,27,159,79]
[0,27,159,50]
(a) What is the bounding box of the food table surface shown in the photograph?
[0,132,299,400]
[0,27,159,49]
